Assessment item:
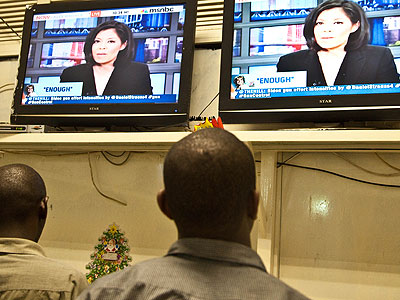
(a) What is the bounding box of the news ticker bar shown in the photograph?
[234,83,400,99]
[24,94,177,105]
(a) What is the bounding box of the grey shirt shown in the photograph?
[78,238,311,300]
[0,238,88,300]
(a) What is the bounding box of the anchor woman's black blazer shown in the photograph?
[60,61,153,95]
[276,45,400,86]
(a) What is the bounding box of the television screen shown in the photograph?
[219,0,400,125]
[12,0,196,128]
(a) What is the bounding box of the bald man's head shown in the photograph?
[0,164,46,232]
[162,128,256,238]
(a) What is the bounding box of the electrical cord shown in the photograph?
[0,88,15,94]
[0,83,14,90]
[0,16,21,39]
[101,151,131,166]
[197,93,219,118]
[278,162,400,188]
[88,153,127,206]
[103,151,127,158]
[283,152,301,164]
[332,152,400,177]
[375,153,400,172]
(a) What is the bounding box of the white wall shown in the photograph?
[0,58,18,123]
[278,152,400,299]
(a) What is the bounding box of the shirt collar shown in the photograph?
[0,238,46,257]
[166,238,267,272]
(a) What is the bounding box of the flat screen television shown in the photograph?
[219,0,400,126]
[11,0,196,129]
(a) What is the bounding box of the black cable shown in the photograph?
[375,153,400,172]
[0,16,21,39]
[101,151,131,166]
[0,88,14,93]
[283,152,301,164]
[198,93,219,118]
[278,162,400,188]
[332,152,400,177]
[104,151,127,158]
[0,83,14,90]
[88,153,127,205]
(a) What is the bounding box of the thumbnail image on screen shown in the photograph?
[231,0,400,100]
[22,4,186,106]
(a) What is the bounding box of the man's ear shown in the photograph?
[247,190,259,220]
[39,197,47,220]
[157,189,173,220]
[35,197,48,242]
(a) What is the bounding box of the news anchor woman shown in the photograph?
[277,0,400,86]
[60,20,153,95]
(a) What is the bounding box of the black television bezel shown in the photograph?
[219,1,400,125]
[11,0,197,128]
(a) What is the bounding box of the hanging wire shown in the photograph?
[0,16,21,39]
[0,83,15,90]
[278,162,400,188]
[255,152,301,165]
[198,92,219,118]
[283,152,301,164]
[332,152,400,177]
[101,151,131,166]
[0,88,15,94]
[103,151,127,158]
[88,153,127,206]
[375,153,400,172]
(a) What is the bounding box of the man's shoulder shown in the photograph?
[2,252,83,277]
[76,257,168,298]
[88,256,165,286]
[78,255,311,300]
[37,254,85,275]
[253,271,311,300]
[0,251,87,294]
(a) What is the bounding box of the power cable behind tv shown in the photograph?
[189,93,219,121]
[0,16,21,39]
